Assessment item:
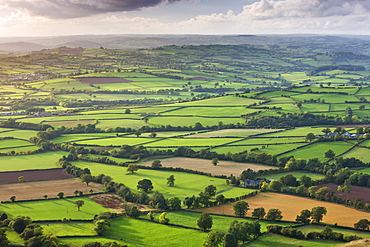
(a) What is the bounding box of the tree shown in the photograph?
[149,132,157,138]
[167,175,175,187]
[204,185,217,196]
[216,194,226,205]
[300,175,313,187]
[168,197,182,210]
[0,229,9,247]
[57,192,65,199]
[222,233,237,247]
[305,133,316,142]
[345,106,353,116]
[18,176,24,182]
[137,179,153,193]
[126,164,138,174]
[124,108,131,114]
[134,131,142,137]
[25,234,58,247]
[354,219,370,230]
[127,205,141,218]
[74,200,85,211]
[211,158,219,166]
[232,201,249,217]
[159,212,170,224]
[322,127,331,135]
[269,180,283,192]
[20,223,43,241]
[280,173,298,186]
[9,216,32,233]
[10,196,16,202]
[295,209,311,224]
[252,207,266,219]
[151,159,162,168]
[81,174,93,186]
[266,209,283,221]
[94,219,110,235]
[325,149,335,159]
[203,231,224,247]
[311,206,327,223]
[197,212,213,231]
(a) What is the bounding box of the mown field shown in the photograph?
[199,192,370,227]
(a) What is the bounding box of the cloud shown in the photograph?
[2,0,189,19]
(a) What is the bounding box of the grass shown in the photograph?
[71,161,240,200]
[279,141,354,161]
[259,171,325,181]
[246,233,342,247]
[0,151,67,171]
[104,216,207,247]
[0,197,107,220]
[297,224,370,239]
[143,138,243,147]
[41,222,96,236]
[148,116,244,127]
[59,236,127,246]
[0,139,33,148]
[186,129,282,138]
[339,147,370,163]
[166,211,298,233]
[1,227,24,245]
[75,137,155,146]
[0,129,38,140]
[357,167,370,175]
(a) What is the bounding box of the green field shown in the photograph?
[0,197,107,220]
[72,161,247,199]
[166,211,298,233]
[41,222,96,236]
[297,224,370,239]
[259,171,325,181]
[104,216,207,247]
[246,233,342,247]
[279,142,354,161]
[0,151,67,171]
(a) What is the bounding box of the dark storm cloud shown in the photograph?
[4,0,188,19]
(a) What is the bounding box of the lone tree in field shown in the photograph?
[159,212,170,224]
[167,175,175,187]
[354,219,370,230]
[232,201,249,217]
[18,176,24,182]
[81,174,93,186]
[74,200,85,211]
[151,159,162,168]
[211,158,219,166]
[137,179,153,193]
[127,164,139,174]
[197,212,213,231]
[10,196,16,202]
[325,149,335,159]
[305,133,316,142]
[124,108,131,114]
[311,206,327,223]
[57,192,65,199]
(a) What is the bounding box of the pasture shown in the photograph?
[104,216,207,247]
[260,171,325,181]
[0,197,107,220]
[71,160,252,199]
[41,222,96,237]
[297,225,370,239]
[246,233,342,247]
[199,192,370,227]
[166,211,297,233]
[0,151,67,172]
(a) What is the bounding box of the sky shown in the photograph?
[1,0,370,37]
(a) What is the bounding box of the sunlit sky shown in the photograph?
[1,0,370,37]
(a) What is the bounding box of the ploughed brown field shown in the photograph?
[199,192,370,227]
[0,179,103,201]
[318,183,370,204]
[0,168,74,184]
[139,157,274,176]
[77,77,133,84]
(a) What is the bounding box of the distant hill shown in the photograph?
[0,34,369,53]
[0,42,46,53]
